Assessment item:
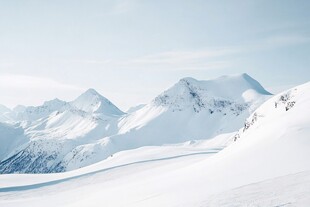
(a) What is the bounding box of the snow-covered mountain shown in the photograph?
[116,73,271,143]
[2,89,124,124]
[13,99,68,123]
[0,89,125,173]
[52,73,273,171]
[152,73,271,111]
[0,74,272,173]
[0,81,309,206]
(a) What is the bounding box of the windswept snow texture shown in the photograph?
[0,74,272,173]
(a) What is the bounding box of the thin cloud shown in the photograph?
[247,34,310,51]
[109,48,239,71]
[0,74,84,108]
[129,48,239,65]
[60,48,237,71]
[46,33,310,72]
[0,74,82,90]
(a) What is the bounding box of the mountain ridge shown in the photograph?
[0,74,273,173]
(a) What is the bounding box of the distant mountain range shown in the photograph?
[0,73,273,173]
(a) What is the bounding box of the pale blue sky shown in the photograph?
[0,0,309,110]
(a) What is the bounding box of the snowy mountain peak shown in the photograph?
[76,88,107,101]
[84,88,101,96]
[42,98,67,108]
[71,89,124,116]
[153,74,271,112]
[215,73,272,96]
[179,77,198,84]
[8,98,69,122]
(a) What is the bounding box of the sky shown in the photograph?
[0,0,309,111]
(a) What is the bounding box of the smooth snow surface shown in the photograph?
[0,81,309,207]
[202,171,310,207]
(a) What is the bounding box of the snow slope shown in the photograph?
[0,81,308,206]
[126,104,146,113]
[202,171,310,207]
[0,123,29,161]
